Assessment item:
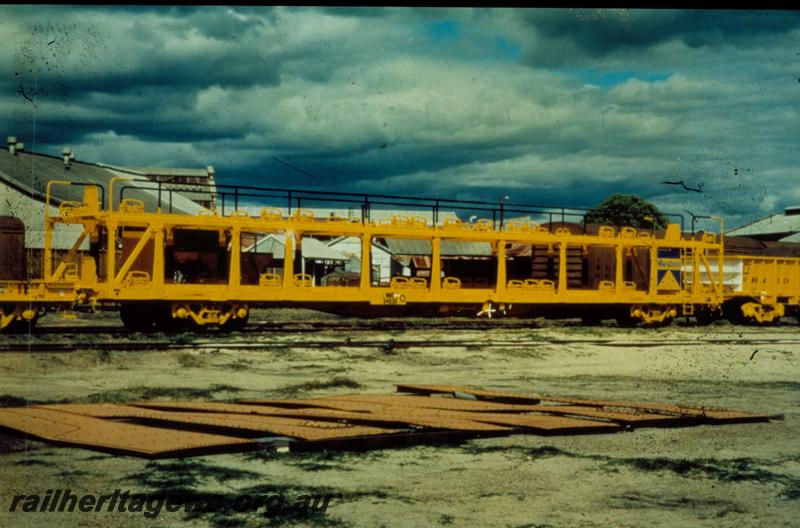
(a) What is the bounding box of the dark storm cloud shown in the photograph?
[6,10,281,94]
[514,9,800,61]
[1,7,798,229]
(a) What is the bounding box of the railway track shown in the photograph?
[6,316,800,335]
[2,334,799,353]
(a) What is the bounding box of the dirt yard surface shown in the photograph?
[1,309,798,527]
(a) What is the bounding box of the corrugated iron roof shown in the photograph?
[727,212,800,238]
[244,234,349,261]
[0,149,204,215]
[381,238,492,256]
[107,166,212,179]
[327,236,394,256]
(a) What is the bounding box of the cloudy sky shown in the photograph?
[2,7,799,230]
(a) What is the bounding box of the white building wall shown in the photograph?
[0,184,87,250]
[329,237,393,284]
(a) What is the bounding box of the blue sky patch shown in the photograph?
[494,37,521,60]
[427,19,461,42]
[565,68,671,88]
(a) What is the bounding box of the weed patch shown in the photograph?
[85,384,242,403]
[0,394,27,407]
[274,377,363,398]
[176,352,205,368]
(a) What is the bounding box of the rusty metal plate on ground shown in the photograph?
[307,397,688,427]
[464,412,622,434]
[0,407,256,459]
[37,404,402,441]
[308,394,546,413]
[241,399,515,431]
[537,400,778,423]
[396,383,544,404]
[0,385,778,459]
[522,405,693,427]
[132,401,511,431]
[395,384,776,424]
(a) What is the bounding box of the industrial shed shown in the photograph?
[239,233,350,286]
[0,138,213,278]
[727,206,800,242]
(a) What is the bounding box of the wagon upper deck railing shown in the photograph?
[110,179,687,234]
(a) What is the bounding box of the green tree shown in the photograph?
[583,194,668,229]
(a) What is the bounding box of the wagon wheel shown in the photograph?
[694,306,721,326]
[580,312,604,326]
[219,311,249,333]
[152,303,186,333]
[615,307,639,328]
[119,303,158,332]
[722,300,746,325]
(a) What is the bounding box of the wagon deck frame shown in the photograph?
[1,180,798,330]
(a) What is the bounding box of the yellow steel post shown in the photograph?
[558,242,567,293]
[495,239,506,294]
[228,226,241,289]
[107,221,117,289]
[43,180,70,281]
[283,230,294,290]
[44,217,53,281]
[431,236,442,293]
[360,234,371,290]
[712,216,724,296]
[614,242,624,297]
[152,223,165,288]
[699,253,715,293]
[692,246,699,301]
[649,243,658,295]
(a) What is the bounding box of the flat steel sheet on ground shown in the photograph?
[463,412,621,434]
[524,405,693,427]
[133,401,511,431]
[396,383,544,404]
[395,384,774,423]
[242,398,516,431]
[0,384,778,459]
[538,400,777,423]
[236,395,619,432]
[36,404,402,440]
[308,397,687,427]
[49,402,374,422]
[308,394,545,413]
[0,407,256,458]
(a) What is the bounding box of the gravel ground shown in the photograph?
[1,309,798,527]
